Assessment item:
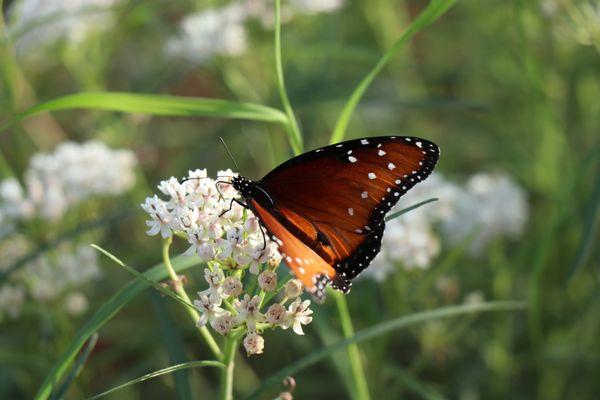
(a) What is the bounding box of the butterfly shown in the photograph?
[230,136,439,300]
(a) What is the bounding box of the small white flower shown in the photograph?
[243,332,265,355]
[283,298,313,335]
[222,276,243,297]
[258,270,277,291]
[197,268,226,304]
[233,294,265,333]
[284,279,304,298]
[194,293,227,327]
[266,303,287,325]
[142,196,172,238]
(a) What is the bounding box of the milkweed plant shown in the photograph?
[0,0,537,399]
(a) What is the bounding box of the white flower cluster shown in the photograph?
[0,236,99,320]
[194,268,312,355]
[141,169,281,273]
[142,170,314,355]
[365,172,528,281]
[165,0,345,64]
[0,140,136,223]
[8,0,122,54]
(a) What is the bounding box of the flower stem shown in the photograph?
[332,290,371,400]
[162,237,222,360]
[218,334,240,400]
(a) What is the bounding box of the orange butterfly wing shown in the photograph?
[245,136,439,296]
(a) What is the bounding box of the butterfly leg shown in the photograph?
[219,198,249,217]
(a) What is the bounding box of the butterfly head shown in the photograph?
[231,176,253,198]
[232,176,274,208]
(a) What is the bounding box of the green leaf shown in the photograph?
[385,198,439,222]
[330,0,457,143]
[34,255,201,400]
[151,293,194,400]
[0,92,288,134]
[246,301,527,399]
[49,333,98,400]
[87,361,224,400]
[91,244,196,311]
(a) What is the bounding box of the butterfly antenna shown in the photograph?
[219,137,241,173]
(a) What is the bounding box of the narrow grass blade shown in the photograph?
[385,198,438,222]
[386,365,447,400]
[274,0,303,155]
[151,293,194,400]
[49,333,99,400]
[330,0,457,143]
[91,244,196,311]
[87,361,224,400]
[1,92,288,134]
[568,156,600,281]
[34,255,201,400]
[246,301,527,399]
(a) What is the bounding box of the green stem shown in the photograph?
[162,237,222,360]
[332,290,371,400]
[274,0,302,156]
[218,334,240,400]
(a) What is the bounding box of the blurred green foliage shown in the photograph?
[0,0,598,399]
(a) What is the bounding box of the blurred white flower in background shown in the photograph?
[165,4,248,64]
[290,0,345,14]
[0,140,136,221]
[440,173,528,256]
[550,1,600,52]
[0,140,136,321]
[26,244,101,302]
[8,0,123,53]
[364,172,528,281]
[165,0,346,64]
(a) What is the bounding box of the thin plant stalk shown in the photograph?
[218,334,241,400]
[162,237,222,360]
[332,290,372,400]
[274,0,303,156]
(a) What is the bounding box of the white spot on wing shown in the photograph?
[299,267,306,274]
[361,139,369,145]
[348,208,354,216]
[368,172,376,180]
[416,141,423,148]
[361,191,368,199]
[286,256,292,263]
[348,156,357,163]
[388,163,396,170]
[378,150,386,156]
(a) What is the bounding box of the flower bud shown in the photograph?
[211,314,234,335]
[284,279,303,298]
[266,303,286,325]
[258,270,277,291]
[243,332,264,355]
[222,276,243,297]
